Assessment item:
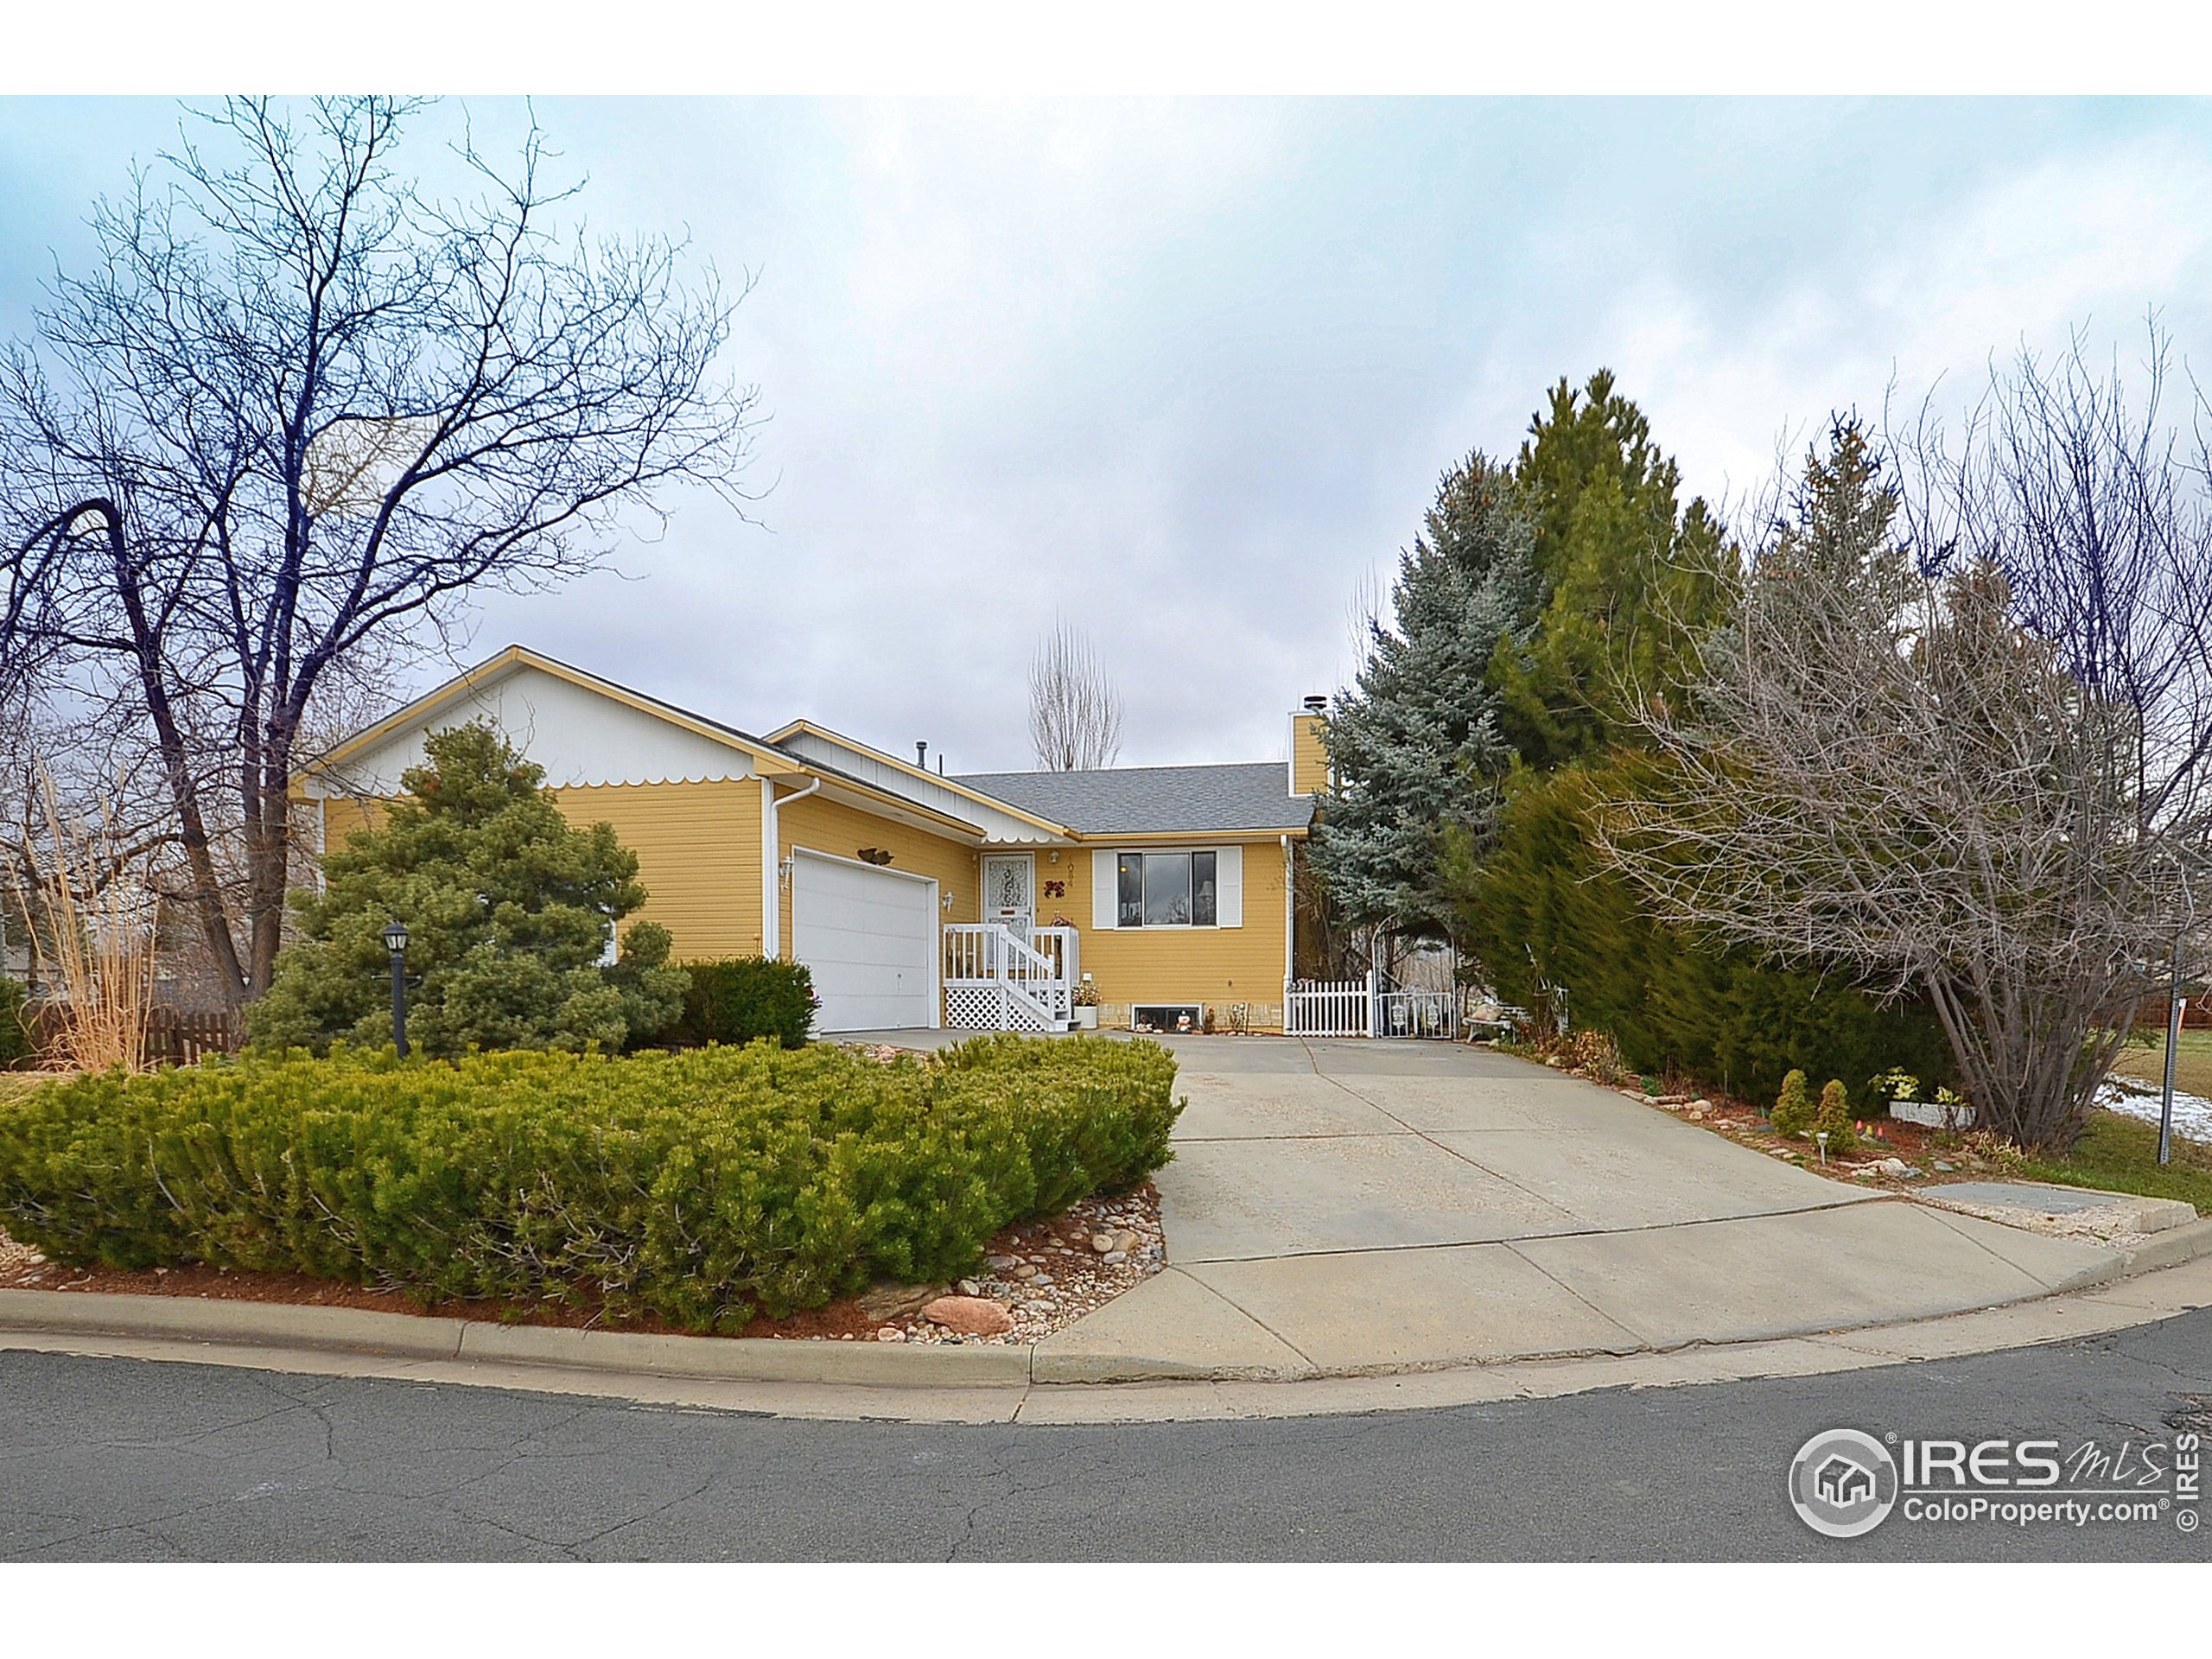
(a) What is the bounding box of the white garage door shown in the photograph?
[791,851,938,1032]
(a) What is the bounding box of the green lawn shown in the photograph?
[2014,1108,2212,1217]
[2107,1028,2212,1101]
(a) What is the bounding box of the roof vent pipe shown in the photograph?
[916,741,928,769]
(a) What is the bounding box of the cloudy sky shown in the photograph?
[3,96,2210,772]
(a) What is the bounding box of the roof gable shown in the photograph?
[305,649,792,795]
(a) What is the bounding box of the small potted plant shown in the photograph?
[1072,976,1100,1030]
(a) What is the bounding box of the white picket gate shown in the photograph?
[1285,969,1459,1039]
[1284,970,1375,1038]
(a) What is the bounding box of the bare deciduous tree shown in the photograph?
[0,97,758,1005]
[1027,619,1123,772]
[1595,348,2212,1148]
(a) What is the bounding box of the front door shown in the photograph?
[982,853,1034,938]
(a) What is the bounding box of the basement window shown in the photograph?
[1132,1004,1204,1034]
[1116,851,1217,927]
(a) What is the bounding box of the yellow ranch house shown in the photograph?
[303,647,1329,1035]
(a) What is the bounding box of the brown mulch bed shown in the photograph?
[0,1181,1166,1346]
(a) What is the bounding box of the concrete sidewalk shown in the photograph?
[1033,1037,2140,1381]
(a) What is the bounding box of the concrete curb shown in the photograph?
[2120,1215,2212,1276]
[4,1211,2210,1397]
[453,1319,1031,1386]
[0,1289,1030,1389]
[0,1288,468,1361]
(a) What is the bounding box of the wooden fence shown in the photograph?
[146,1006,245,1065]
[17,1001,245,1069]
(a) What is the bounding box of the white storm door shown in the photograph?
[981,853,1035,937]
[791,851,938,1031]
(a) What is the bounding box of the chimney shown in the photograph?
[1289,695,1330,796]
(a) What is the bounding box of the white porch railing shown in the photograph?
[944,925,1080,1031]
[1286,969,1460,1039]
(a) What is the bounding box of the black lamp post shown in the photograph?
[382,918,410,1058]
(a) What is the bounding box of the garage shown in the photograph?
[791,849,939,1031]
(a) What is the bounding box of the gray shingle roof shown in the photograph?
[950,762,1315,836]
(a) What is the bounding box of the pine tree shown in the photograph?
[251,723,689,1056]
[1312,451,1537,938]
[1489,372,1732,767]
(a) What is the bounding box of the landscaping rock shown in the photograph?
[855,1281,943,1321]
[1090,1233,1116,1253]
[1102,1250,1127,1265]
[1112,1230,1141,1253]
[875,1327,906,1343]
[985,1255,1020,1272]
[920,1295,1015,1336]
[957,1278,981,1296]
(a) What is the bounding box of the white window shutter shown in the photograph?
[1093,849,1119,929]
[1216,845,1243,928]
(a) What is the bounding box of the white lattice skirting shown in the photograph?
[944,984,1057,1031]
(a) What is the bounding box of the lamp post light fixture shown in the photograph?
[382,918,411,1058]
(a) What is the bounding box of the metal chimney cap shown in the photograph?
[1301,695,1327,714]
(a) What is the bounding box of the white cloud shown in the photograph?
[1599,132,2212,509]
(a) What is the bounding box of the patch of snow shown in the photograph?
[2098,1077,2212,1144]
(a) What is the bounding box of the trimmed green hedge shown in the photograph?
[664,957,816,1050]
[0,1035,1180,1333]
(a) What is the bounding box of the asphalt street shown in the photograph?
[3,1311,2209,1560]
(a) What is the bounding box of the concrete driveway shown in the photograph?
[1037,1037,2125,1378]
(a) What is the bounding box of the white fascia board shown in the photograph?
[776,730,1069,844]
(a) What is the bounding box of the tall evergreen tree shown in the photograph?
[1490,372,1731,766]
[1311,452,1536,939]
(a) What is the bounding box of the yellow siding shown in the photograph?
[550,779,764,960]
[1291,713,1330,796]
[312,779,1300,1028]
[318,795,389,850]
[1039,840,1292,1031]
[777,792,982,951]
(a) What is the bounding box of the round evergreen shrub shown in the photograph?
[664,957,817,1049]
[1815,1077,1858,1156]
[1771,1068,1813,1136]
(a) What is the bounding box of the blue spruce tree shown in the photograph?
[1311,452,1537,939]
